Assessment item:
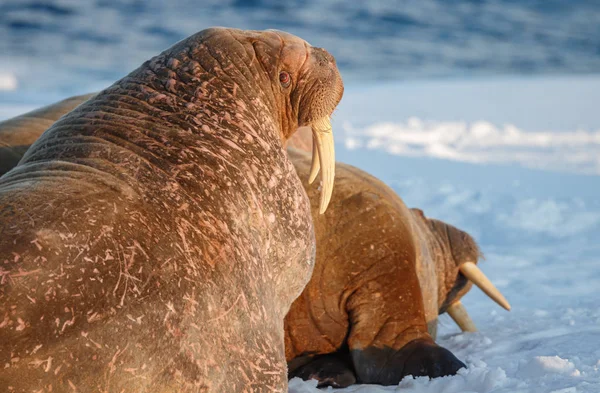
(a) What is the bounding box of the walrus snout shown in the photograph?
[301,47,343,213]
[234,28,343,213]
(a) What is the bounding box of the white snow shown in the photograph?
[518,356,580,378]
[2,75,600,392]
[343,119,600,175]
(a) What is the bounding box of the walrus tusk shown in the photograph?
[460,262,511,311]
[308,137,320,184]
[311,116,335,214]
[447,301,477,332]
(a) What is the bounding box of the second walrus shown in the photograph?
[284,131,510,387]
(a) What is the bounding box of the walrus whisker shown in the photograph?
[446,301,477,332]
[459,262,511,311]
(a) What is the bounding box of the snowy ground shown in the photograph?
[1,75,599,393]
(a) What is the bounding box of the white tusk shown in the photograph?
[447,301,477,332]
[460,262,511,311]
[311,116,335,214]
[308,136,320,184]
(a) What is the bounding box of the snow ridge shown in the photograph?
[343,119,600,175]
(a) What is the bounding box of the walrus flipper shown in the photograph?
[289,352,356,388]
[351,338,466,385]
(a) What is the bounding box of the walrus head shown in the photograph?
[228,28,343,213]
[417,211,511,332]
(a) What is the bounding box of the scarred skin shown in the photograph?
[0,28,343,393]
[282,131,479,387]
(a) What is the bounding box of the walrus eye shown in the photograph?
[279,71,291,88]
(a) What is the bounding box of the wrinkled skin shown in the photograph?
[283,131,479,387]
[0,28,343,393]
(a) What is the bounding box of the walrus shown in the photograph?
[281,131,510,388]
[0,27,343,393]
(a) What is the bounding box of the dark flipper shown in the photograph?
[352,338,466,385]
[289,352,357,388]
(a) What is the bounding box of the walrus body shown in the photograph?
[0,109,465,389]
[0,28,343,393]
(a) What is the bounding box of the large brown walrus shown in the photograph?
[0,28,343,393]
[282,131,511,388]
[0,98,509,390]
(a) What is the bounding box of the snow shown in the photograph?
[2,75,600,392]
[343,119,600,175]
[518,356,580,378]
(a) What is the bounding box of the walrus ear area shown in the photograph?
[246,31,306,89]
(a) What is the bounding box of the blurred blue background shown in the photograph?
[1,0,599,97]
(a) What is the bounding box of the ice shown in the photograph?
[518,356,580,378]
[342,119,600,175]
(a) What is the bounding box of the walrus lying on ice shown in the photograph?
[0,28,343,393]
[283,132,510,388]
